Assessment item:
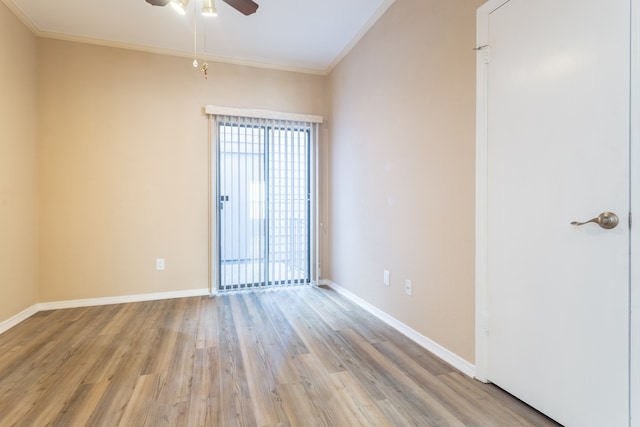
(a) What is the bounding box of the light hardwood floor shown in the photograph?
[0,286,561,426]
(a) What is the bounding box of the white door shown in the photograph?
[481,0,631,426]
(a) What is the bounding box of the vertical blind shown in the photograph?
[210,111,320,292]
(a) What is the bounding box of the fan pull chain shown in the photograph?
[202,19,209,79]
[193,15,198,67]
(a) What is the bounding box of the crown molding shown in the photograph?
[3,0,394,76]
[2,0,328,76]
[325,0,396,74]
[39,30,329,75]
[1,0,38,34]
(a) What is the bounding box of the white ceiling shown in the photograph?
[3,0,395,74]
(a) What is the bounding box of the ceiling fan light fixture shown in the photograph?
[170,0,189,14]
[202,0,218,16]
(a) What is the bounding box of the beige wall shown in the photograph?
[2,0,480,367]
[37,39,327,302]
[327,0,482,363]
[0,3,39,322]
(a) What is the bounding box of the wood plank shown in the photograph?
[323,371,396,427]
[50,381,111,426]
[375,338,548,426]
[0,286,564,426]
[118,373,167,426]
[278,381,327,427]
[291,351,351,426]
[233,310,288,426]
[186,347,219,427]
[273,290,350,377]
[258,290,309,357]
[195,296,218,349]
[216,294,258,427]
[338,327,465,426]
[244,292,302,385]
[440,371,561,427]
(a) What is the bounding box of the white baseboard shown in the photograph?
[37,288,211,311]
[321,280,476,378]
[0,288,211,336]
[0,304,40,335]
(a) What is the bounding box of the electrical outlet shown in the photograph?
[156,258,165,271]
[405,279,412,295]
[384,270,390,286]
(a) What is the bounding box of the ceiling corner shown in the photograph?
[1,0,39,35]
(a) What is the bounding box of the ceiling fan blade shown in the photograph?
[221,0,259,16]
[145,0,171,6]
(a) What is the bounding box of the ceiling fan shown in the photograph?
[145,0,259,16]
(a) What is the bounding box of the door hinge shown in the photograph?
[481,313,490,335]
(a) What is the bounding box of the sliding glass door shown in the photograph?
[217,115,313,291]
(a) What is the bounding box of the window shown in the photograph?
[208,110,320,291]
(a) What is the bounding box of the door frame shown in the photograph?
[205,106,323,294]
[630,0,640,424]
[474,0,639,425]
